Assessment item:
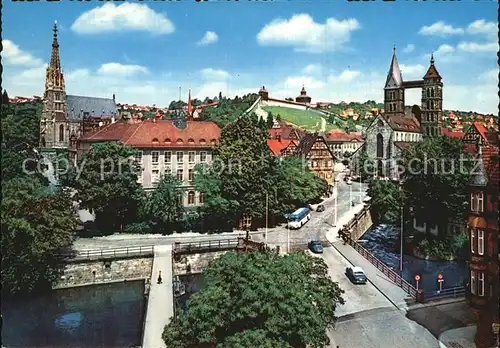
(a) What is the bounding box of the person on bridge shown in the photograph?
[157,270,163,284]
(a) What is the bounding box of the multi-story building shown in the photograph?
[325,129,364,159]
[77,115,221,207]
[39,22,116,162]
[294,133,336,194]
[466,138,499,348]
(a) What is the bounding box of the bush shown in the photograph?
[123,222,152,234]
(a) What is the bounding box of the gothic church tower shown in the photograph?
[40,21,68,153]
[384,48,405,116]
[420,54,443,137]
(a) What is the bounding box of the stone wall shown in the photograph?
[345,205,374,241]
[53,257,153,289]
[173,251,228,275]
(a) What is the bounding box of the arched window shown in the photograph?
[376,134,383,158]
[59,124,64,142]
[377,160,384,177]
[199,192,204,204]
[188,191,195,205]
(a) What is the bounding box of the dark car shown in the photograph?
[308,240,324,254]
[316,204,325,212]
[345,266,367,284]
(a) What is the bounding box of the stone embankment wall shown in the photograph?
[53,257,153,289]
[261,99,307,111]
[344,204,374,241]
[173,251,228,275]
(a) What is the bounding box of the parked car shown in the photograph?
[308,240,324,254]
[345,266,367,284]
[346,178,353,185]
[316,204,325,212]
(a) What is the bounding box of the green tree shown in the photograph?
[141,174,185,234]
[367,179,402,224]
[70,142,144,235]
[1,177,77,296]
[200,93,259,127]
[355,148,376,181]
[400,136,472,236]
[266,111,274,129]
[162,251,345,348]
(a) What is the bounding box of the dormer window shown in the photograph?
[199,139,206,145]
[210,139,217,145]
[176,138,183,144]
[188,138,195,145]
[152,138,159,144]
[164,138,171,144]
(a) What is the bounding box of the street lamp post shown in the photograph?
[399,184,404,274]
[333,184,338,227]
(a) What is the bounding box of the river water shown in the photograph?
[2,281,145,348]
[360,224,468,293]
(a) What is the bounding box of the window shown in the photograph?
[188,169,194,182]
[199,192,204,204]
[176,151,184,163]
[188,191,195,205]
[188,151,195,163]
[177,169,183,181]
[164,151,172,164]
[177,193,183,206]
[470,229,475,253]
[135,151,143,164]
[312,161,317,167]
[55,92,60,101]
[477,192,484,212]
[470,270,476,294]
[470,193,476,212]
[151,151,159,165]
[478,272,485,296]
[376,134,384,158]
[152,169,160,186]
[478,229,484,255]
[59,124,64,142]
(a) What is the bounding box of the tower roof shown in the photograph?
[384,47,403,89]
[50,21,61,71]
[423,54,441,80]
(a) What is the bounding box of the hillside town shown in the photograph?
[2,9,499,348]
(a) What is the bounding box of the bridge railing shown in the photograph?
[173,238,239,253]
[348,239,417,298]
[72,245,155,261]
[424,286,466,300]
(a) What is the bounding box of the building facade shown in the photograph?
[325,129,364,159]
[77,116,221,207]
[466,139,500,348]
[39,22,117,161]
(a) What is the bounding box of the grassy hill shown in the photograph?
[262,106,340,132]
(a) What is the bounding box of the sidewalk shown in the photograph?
[438,325,476,348]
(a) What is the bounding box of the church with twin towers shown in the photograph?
[352,47,444,179]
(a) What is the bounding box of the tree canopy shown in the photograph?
[200,93,259,127]
[367,179,402,224]
[69,142,144,234]
[400,135,472,233]
[1,177,77,296]
[162,251,345,348]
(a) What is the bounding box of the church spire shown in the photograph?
[385,47,403,88]
[50,21,61,71]
[187,89,193,121]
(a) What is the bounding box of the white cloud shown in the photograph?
[403,44,415,53]
[435,44,455,55]
[200,68,231,80]
[71,3,175,35]
[302,64,322,75]
[328,69,361,83]
[284,76,325,89]
[479,69,498,82]
[467,19,496,37]
[197,31,218,46]
[399,64,426,79]
[97,62,149,76]
[1,40,44,67]
[457,41,498,53]
[419,21,464,37]
[256,14,360,53]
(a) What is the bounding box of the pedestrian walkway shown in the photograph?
[438,325,476,348]
[142,245,173,348]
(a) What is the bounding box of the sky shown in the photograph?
[3,1,498,114]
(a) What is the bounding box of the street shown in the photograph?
[74,178,368,251]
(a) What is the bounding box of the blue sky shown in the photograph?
[3,1,498,113]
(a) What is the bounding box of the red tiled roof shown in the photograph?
[267,139,292,155]
[79,119,221,148]
[482,146,499,191]
[441,128,464,138]
[326,130,364,142]
[383,113,421,133]
[269,121,306,140]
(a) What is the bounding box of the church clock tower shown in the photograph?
[40,21,68,155]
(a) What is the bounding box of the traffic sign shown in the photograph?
[437,273,443,280]
[414,275,421,281]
